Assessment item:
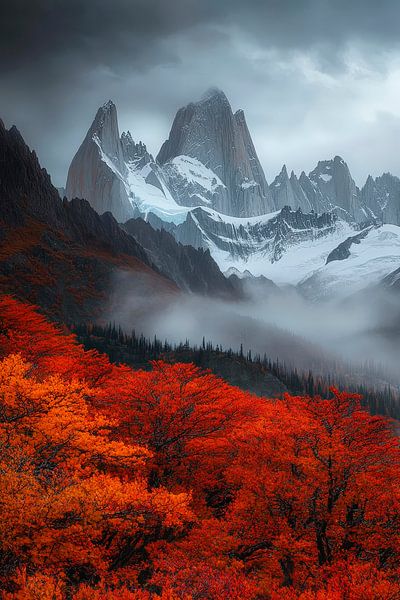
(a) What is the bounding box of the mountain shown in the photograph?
[157,88,274,217]
[62,92,400,299]
[64,94,400,234]
[361,172,400,226]
[165,205,347,283]
[123,218,237,297]
[270,166,312,212]
[304,156,364,221]
[65,101,181,224]
[65,91,275,225]
[226,268,279,300]
[66,101,132,222]
[298,225,400,300]
[0,118,179,322]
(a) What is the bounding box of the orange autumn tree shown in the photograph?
[0,297,194,597]
[0,294,399,599]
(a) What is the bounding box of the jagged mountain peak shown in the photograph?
[120,130,133,142]
[120,130,152,164]
[365,174,374,185]
[311,155,348,177]
[101,99,116,110]
[200,86,229,104]
[91,100,118,133]
[271,165,289,187]
[280,164,289,176]
[270,165,313,213]
[66,100,133,222]
[88,100,123,165]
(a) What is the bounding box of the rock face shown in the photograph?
[66,101,134,223]
[270,165,312,212]
[361,173,400,226]
[307,156,363,221]
[157,88,274,217]
[66,101,187,224]
[120,131,153,167]
[326,228,372,264]
[123,218,237,297]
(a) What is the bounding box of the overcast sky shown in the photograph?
[2,0,400,187]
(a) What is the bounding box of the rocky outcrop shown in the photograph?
[120,131,153,167]
[307,156,363,221]
[326,227,372,264]
[157,88,274,217]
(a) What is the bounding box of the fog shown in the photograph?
[105,269,400,389]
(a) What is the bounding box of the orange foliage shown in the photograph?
[0,295,399,599]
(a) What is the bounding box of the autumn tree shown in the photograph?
[220,390,400,594]
[111,360,265,507]
[0,353,193,595]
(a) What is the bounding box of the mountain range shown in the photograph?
[64,88,400,299]
[2,94,400,399]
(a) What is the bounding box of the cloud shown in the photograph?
[2,0,400,186]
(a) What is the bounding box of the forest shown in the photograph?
[73,322,400,420]
[0,295,399,599]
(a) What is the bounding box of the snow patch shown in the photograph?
[319,173,332,183]
[241,179,258,190]
[168,156,226,193]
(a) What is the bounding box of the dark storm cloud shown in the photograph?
[1,0,400,186]
[2,0,400,72]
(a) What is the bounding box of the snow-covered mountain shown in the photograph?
[64,90,400,299]
[66,100,189,224]
[298,225,400,300]
[66,90,277,223]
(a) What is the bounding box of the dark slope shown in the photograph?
[0,119,176,322]
[123,217,236,297]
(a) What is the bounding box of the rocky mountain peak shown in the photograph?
[270,165,313,212]
[280,165,289,178]
[200,86,229,105]
[87,100,125,169]
[66,101,132,222]
[120,130,153,166]
[157,88,274,217]
[307,155,362,221]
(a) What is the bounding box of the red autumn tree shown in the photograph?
[110,360,266,507]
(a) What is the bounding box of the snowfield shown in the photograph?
[298,225,400,299]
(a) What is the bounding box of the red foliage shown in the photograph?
[0,295,399,599]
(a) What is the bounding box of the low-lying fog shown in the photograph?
[105,270,400,388]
